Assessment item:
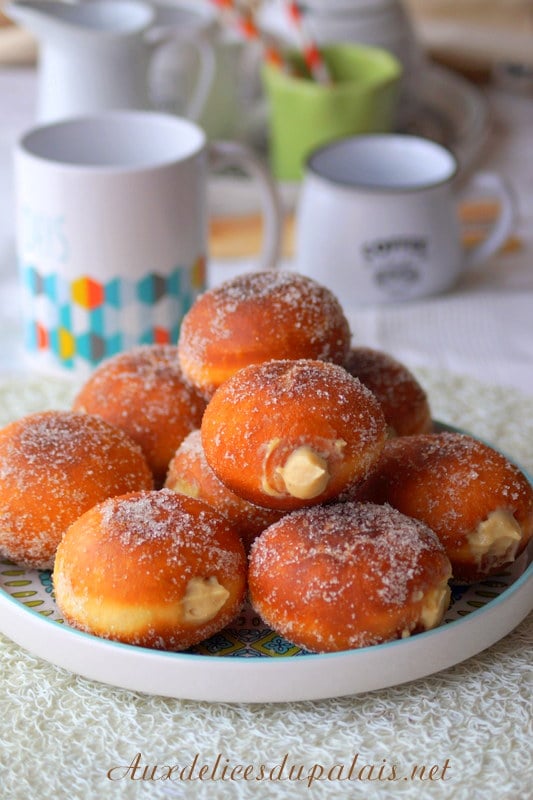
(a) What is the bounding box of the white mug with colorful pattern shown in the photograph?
[15,110,282,375]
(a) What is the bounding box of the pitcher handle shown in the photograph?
[146,28,216,122]
[461,172,517,270]
[209,141,283,270]
[181,35,216,122]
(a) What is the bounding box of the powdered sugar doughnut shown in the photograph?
[165,430,285,550]
[248,502,452,653]
[73,345,207,485]
[0,410,153,569]
[344,347,432,437]
[354,432,533,583]
[177,271,352,398]
[53,489,247,650]
[201,359,387,511]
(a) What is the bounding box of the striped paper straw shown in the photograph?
[210,0,285,69]
[285,1,331,84]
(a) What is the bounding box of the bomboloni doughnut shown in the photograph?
[201,359,387,511]
[73,345,207,485]
[165,430,285,551]
[344,347,432,437]
[177,270,352,398]
[0,410,153,570]
[248,502,452,653]
[354,432,533,583]
[53,489,247,650]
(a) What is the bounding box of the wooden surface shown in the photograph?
[209,201,521,260]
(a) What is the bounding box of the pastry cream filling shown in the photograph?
[168,478,199,499]
[276,446,330,500]
[180,576,229,624]
[467,509,522,565]
[56,574,229,635]
[419,582,451,630]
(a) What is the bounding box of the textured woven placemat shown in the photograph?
[0,370,531,800]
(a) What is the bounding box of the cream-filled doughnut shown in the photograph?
[165,430,285,551]
[353,432,533,582]
[0,410,153,569]
[344,347,432,437]
[201,359,387,511]
[248,502,452,652]
[177,271,352,398]
[73,345,207,485]
[53,489,247,650]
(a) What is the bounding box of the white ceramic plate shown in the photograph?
[0,425,531,703]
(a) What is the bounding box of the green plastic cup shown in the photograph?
[262,44,402,181]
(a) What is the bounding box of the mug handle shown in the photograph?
[461,172,516,270]
[208,141,283,270]
[146,28,216,122]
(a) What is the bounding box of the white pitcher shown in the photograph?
[6,0,216,123]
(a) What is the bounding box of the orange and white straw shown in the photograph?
[285,1,331,84]
[210,0,285,70]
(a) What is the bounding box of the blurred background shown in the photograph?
[2,1,532,76]
[1,0,532,390]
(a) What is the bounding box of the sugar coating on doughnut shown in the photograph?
[354,432,533,582]
[201,359,387,510]
[73,345,207,484]
[248,502,452,653]
[165,430,285,550]
[178,271,352,397]
[344,347,432,437]
[53,489,247,650]
[0,410,153,570]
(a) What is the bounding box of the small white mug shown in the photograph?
[295,134,515,305]
[15,110,282,375]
